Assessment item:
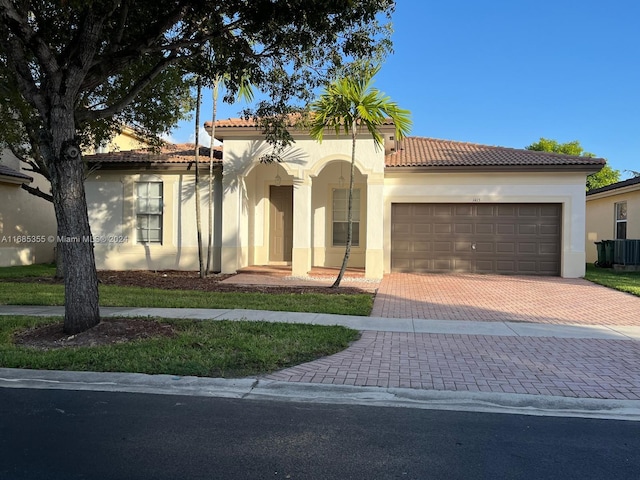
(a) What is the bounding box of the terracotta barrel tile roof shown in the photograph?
[0,164,33,182]
[85,143,222,165]
[587,175,640,195]
[385,137,606,169]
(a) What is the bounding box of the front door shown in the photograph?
[269,185,293,263]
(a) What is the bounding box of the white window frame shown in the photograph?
[136,181,163,244]
[332,188,360,247]
[615,201,627,240]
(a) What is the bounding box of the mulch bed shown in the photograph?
[13,318,177,350]
[9,270,371,295]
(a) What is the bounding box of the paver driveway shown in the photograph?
[265,273,640,400]
[371,273,640,326]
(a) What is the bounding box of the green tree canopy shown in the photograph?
[0,0,396,333]
[525,137,620,191]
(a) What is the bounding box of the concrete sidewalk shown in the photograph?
[1,305,639,419]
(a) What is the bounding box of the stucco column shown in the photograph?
[292,177,312,276]
[220,174,243,274]
[365,174,385,279]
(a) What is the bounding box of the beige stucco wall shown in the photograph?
[219,134,386,277]
[585,187,640,263]
[86,170,222,271]
[85,127,147,154]
[0,149,55,266]
[383,171,591,278]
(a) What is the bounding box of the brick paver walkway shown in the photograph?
[371,273,640,325]
[264,273,640,401]
[264,331,640,400]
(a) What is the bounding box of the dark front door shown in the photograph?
[269,186,293,263]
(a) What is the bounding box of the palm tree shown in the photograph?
[194,77,205,278]
[206,73,253,275]
[309,66,411,287]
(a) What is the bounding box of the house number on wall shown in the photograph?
[472,198,481,202]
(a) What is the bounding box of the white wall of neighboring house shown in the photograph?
[0,149,56,266]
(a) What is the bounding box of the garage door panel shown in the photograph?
[518,224,537,235]
[475,223,494,234]
[540,242,559,254]
[454,241,473,252]
[413,224,432,235]
[518,243,538,254]
[433,259,453,270]
[413,242,431,252]
[540,225,559,235]
[434,241,452,252]
[496,242,515,253]
[477,205,496,216]
[475,242,495,253]
[434,223,452,234]
[455,223,473,234]
[496,224,516,235]
[455,205,473,216]
[434,205,453,216]
[391,203,561,275]
[453,259,473,271]
[496,205,516,216]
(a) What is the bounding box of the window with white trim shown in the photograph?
[136,182,163,244]
[332,188,360,247]
[615,201,627,240]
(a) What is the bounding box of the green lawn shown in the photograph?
[584,264,640,297]
[0,264,373,316]
[0,263,56,278]
[0,316,359,378]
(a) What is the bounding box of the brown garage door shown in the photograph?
[391,203,561,275]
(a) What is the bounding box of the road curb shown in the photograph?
[1,368,639,421]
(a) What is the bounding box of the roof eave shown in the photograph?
[384,164,604,174]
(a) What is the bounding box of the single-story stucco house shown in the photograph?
[85,118,605,278]
[0,149,56,266]
[585,176,640,264]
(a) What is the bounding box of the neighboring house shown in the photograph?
[84,119,604,278]
[585,176,640,264]
[85,144,223,271]
[0,125,153,267]
[0,149,55,266]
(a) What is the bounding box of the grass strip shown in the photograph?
[0,316,359,378]
[0,282,373,316]
[584,264,640,297]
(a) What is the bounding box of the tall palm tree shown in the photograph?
[194,77,205,278]
[206,73,253,275]
[310,66,411,287]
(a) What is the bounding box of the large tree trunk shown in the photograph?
[46,108,100,334]
[54,238,64,279]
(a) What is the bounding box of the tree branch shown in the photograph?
[77,53,180,123]
[20,183,53,203]
[0,0,59,77]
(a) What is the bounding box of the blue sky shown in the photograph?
[171,0,639,179]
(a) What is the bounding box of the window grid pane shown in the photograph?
[136,182,163,244]
[332,188,360,247]
[615,202,627,240]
